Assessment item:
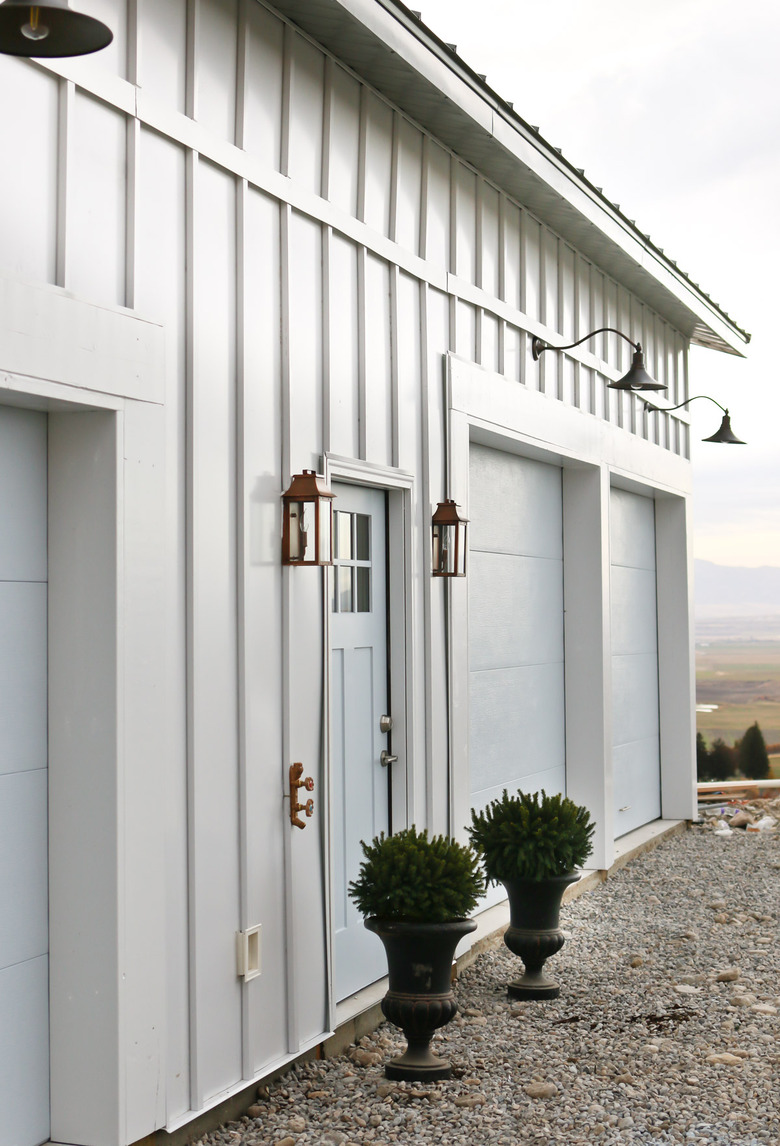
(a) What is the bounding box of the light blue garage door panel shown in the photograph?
[610,487,661,837]
[0,406,49,1146]
[469,445,565,905]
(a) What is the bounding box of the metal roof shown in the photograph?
[267,0,750,355]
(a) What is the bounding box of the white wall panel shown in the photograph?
[454,163,476,282]
[0,59,58,284]
[190,159,241,1103]
[0,768,47,968]
[134,126,190,1121]
[288,34,324,194]
[242,186,287,1074]
[288,211,323,466]
[0,956,49,1146]
[469,447,563,558]
[610,487,656,568]
[424,140,450,271]
[197,0,238,142]
[455,300,476,363]
[479,184,499,297]
[362,92,393,237]
[395,272,422,474]
[503,201,521,311]
[469,551,564,672]
[138,0,188,112]
[523,216,541,324]
[395,118,422,255]
[243,1,284,168]
[481,312,499,375]
[82,0,127,77]
[328,233,360,459]
[327,66,361,216]
[363,252,392,466]
[67,93,126,307]
[0,406,47,582]
[560,244,575,340]
[611,566,658,655]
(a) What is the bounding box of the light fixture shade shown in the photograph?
[432,499,468,577]
[607,345,667,392]
[702,412,745,444]
[0,1,112,57]
[282,470,335,566]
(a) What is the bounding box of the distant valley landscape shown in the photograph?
[694,560,780,758]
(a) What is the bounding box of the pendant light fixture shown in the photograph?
[643,395,746,443]
[532,327,667,392]
[0,1,112,57]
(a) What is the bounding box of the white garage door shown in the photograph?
[469,445,565,845]
[610,487,661,837]
[0,406,49,1146]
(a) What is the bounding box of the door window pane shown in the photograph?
[356,566,370,613]
[355,514,370,561]
[338,565,353,613]
[336,511,352,560]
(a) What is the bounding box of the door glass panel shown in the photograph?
[336,511,352,560]
[338,565,353,613]
[355,514,370,561]
[356,566,370,613]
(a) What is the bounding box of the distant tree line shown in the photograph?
[696,721,773,782]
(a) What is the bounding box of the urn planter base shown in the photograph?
[367,917,476,1082]
[501,874,578,1001]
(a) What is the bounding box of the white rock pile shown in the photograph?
[196,820,779,1146]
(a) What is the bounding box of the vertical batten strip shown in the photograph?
[184,142,200,1113]
[125,116,139,310]
[447,154,457,357]
[388,112,399,243]
[419,283,433,829]
[235,0,248,151]
[321,56,333,202]
[322,226,332,455]
[497,194,506,377]
[278,200,298,1054]
[389,264,399,468]
[418,134,429,261]
[55,78,73,289]
[518,207,527,387]
[356,86,367,223]
[234,176,252,1079]
[280,23,291,179]
[357,246,367,460]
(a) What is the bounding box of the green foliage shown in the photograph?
[697,732,737,782]
[348,826,485,922]
[739,721,771,780]
[468,789,595,883]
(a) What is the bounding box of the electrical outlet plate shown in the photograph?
[236,925,262,981]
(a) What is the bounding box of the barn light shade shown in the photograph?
[532,327,667,392]
[0,1,112,57]
[281,471,335,566]
[644,394,746,444]
[432,500,468,577]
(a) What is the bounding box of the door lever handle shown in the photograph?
[380,750,397,767]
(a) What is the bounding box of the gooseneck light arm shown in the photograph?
[531,327,638,361]
[642,394,727,415]
[642,393,745,444]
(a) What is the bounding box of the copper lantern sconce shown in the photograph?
[281,470,335,566]
[0,1,113,56]
[432,500,468,577]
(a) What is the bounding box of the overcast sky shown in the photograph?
[416,0,780,568]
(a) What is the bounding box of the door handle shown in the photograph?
[380,750,397,767]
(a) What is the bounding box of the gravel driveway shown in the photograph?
[198,818,779,1146]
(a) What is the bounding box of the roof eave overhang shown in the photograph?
[267,0,749,356]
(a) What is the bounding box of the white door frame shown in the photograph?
[323,455,416,1021]
[0,276,166,1146]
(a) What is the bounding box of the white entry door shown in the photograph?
[330,484,391,1001]
[0,406,50,1146]
[610,487,661,836]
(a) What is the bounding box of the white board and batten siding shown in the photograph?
[0,0,709,1141]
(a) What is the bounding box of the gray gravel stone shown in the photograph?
[202,817,780,1145]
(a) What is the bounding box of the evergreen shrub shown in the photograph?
[348,826,484,922]
[469,789,595,883]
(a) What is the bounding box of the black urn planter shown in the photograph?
[502,873,579,1000]
[366,917,476,1081]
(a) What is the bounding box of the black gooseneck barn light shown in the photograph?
[643,394,746,443]
[0,1,112,56]
[532,326,667,391]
